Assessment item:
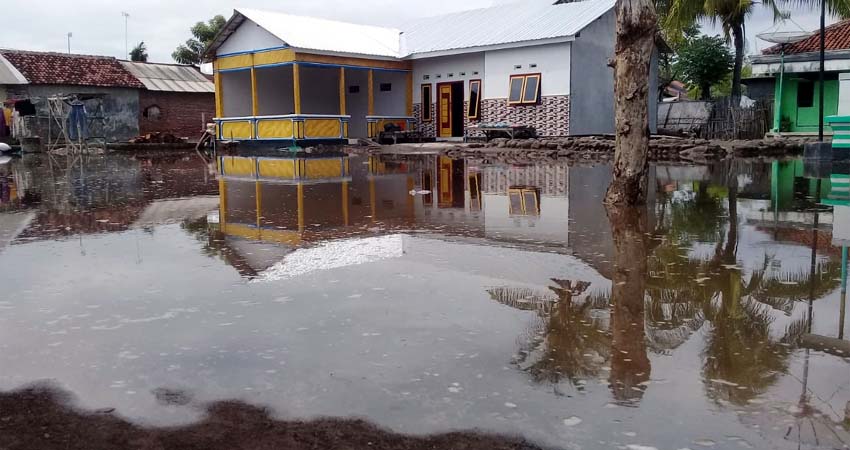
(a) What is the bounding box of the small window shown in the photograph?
[508,74,541,106]
[143,105,162,120]
[798,80,814,108]
[448,73,454,78]
[380,83,392,92]
[423,75,430,80]
[514,65,522,69]
[508,76,525,104]
[421,84,433,122]
[467,80,481,120]
[529,63,538,68]
[349,85,360,94]
[522,74,541,104]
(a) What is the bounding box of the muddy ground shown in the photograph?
[0,385,547,450]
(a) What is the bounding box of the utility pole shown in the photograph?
[818,0,825,142]
[122,12,130,59]
[67,32,72,54]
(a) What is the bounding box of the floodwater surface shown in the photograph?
[0,152,849,449]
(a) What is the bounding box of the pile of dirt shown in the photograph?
[128,133,185,144]
[0,384,548,450]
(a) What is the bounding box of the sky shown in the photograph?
[0,0,841,64]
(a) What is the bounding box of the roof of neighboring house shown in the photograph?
[230,8,401,58]
[763,19,850,55]
[120,61,215,93]
[0,53,27,85]
[400,0,615,56]
[207,0,616,59]
[0,49,144,88]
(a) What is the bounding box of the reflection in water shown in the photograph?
[1,153,850,448]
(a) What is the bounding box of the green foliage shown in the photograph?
[129,42,148,62]
[172,15,227,66]
[676,34,733,100]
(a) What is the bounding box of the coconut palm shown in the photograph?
[664,0,850,101]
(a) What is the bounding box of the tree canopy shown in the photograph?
[129,42,148,62]
[676,34,734,100]
[172,15,227,66]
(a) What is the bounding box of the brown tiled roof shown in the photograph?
[763,20,850,55]
[0,49,144,88]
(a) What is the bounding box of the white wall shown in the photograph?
[412,53,485,103]
[373,71,407,116]
[483,194,569,245]
[300,65,340,114]
[221,70,252,117]
[484,42,571,98]
[217,19,287,55]
[256,65,294,115]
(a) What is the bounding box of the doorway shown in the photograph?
[437,82,464,138]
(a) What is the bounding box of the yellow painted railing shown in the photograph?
[218,156,351,182]
[215,115,350,141]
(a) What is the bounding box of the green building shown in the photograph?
[746,20,850,135]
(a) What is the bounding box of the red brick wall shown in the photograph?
[138,90,214,140]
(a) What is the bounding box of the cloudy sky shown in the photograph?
[1,0,839,63]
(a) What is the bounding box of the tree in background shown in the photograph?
[664,0,850,103]
[130,42,148,62]
[172,15,227,66]
[676,34,733,100]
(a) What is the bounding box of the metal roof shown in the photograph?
[400,0,615,56]
[236,8,402,58]
[120,61,214,93]
[0,53,27,85]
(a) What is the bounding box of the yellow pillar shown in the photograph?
[255,180,262,229]
[367,69,374,116]
[405,71,413,117]
[297,183,305,232]
[218,177,227,233]
[293,63,302,115]
[251,68,259,117]
[369,178,376,223]
[342,181,349,226]
[339,67,346,116]
[214,70,223,118]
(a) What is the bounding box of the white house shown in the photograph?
[205,0,658,145]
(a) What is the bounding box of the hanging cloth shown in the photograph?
[67,100,88,141]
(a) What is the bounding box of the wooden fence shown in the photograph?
[701,97,772,140]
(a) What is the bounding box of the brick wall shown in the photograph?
[413,95,569,138]
[139,90,214,140]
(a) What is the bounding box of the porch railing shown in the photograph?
[215,114,351,141]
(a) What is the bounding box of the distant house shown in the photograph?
[0,49,214,143]
[204,0,659,145]
[747,20,850,134]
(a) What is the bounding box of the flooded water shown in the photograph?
[1,151,849,449]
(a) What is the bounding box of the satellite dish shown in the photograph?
[757,15,812,45]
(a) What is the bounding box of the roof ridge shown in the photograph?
[236,8,400,32]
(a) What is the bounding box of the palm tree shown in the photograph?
[664,0,850,101]
[130,42,148,62]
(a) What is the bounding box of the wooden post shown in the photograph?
[214,69,223,118]
[255,180,262,228]
[342,181,349,226]
[293,63,302,115]
[367,69,374,116]
[297,182,305,232]
[339,67,346,116]
[251,68,259,117]
[604,0,657,205]
[218,177,227,233]
[406,71,413,116]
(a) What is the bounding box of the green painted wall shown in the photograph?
[775,78,839,133]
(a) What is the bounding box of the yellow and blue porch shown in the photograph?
[214,48,415,144]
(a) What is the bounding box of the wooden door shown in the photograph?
[438,84,452,137]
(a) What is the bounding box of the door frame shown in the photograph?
[436,81,463,138]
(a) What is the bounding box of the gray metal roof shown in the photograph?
[120,61,214,93]
[401,0,615,56]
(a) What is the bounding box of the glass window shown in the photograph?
[521,75,540,104]
[421,84,432,122]
[508,76,525,104]
[467,80,481,120]
[797,81,814,108]
[380,83,392,92]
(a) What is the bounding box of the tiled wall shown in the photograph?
[413,95,570,138]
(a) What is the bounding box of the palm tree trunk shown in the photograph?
[605,0,658,206]
[731,22,745,102]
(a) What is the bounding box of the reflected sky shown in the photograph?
[0,153,848,449]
